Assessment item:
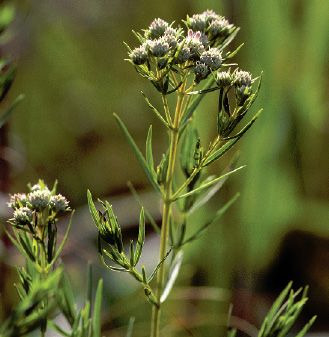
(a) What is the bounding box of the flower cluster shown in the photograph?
[186,10,234,43]
[214,69,260,137]
[8,180,70,228]
[127,10,236,90]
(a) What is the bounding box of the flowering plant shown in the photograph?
[1,8,316,337]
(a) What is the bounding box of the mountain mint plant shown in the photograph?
[87,10,315,337]
[2,181,103,337]
[1,8,316,337]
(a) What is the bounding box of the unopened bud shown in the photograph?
[147,18,169,39]
[200,48,222,70]
[130,45,148,65]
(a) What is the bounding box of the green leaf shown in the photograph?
[148,248,172,283]
[295,315,316,337]
[141,91,169,127]
[160,251,183,303]
[92,279,103,337]
[126,317,135,337]
[87,190,101,227]
[134,208,145,265]
[187,86,220,95]
[46,210,74,271]
[203,139,239,167]
[204,108,262,167]
[113,113,161,193]
[127,181,160,234]
[142,266,148,283]
[219,27,240,52]
[224,43,244,60]
[0,94,24,129]
[58,273,77,325]
[181,193,239,246]
[145,126,155,176]
[48,321,70,337]
[224,108,263,140]
[180,123,199,176]
[180,76,215,130]
[264,282,293,332]
[87,263,93,310]
[189,156,239,214]
[5,229,35,263]
[174,166,245,200]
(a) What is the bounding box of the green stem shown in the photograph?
[150,92,184,337]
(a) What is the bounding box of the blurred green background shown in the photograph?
[0,0,328,336]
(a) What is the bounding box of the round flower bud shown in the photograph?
[186,30,206,60]
[164,27,178,49]
[216,71,232,87]
[175,45,190,64]
[28,190,51,210]
[129,45,148,65]
[208,17,233,39]
[188,14,207,32]
[147,18,169,39]
[201,10,220,24]
[200,48,222,70]
[8,193,27,209]
[194,62,210,83]
[149,37,170,57]
[234,70,253,106]
[13,207,33,225]
[50,194,69,213]
[234,70,252,87]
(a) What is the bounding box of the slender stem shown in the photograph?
[161,94,172,126]
[150,91,184,337]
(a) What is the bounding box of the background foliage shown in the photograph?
[0,0,328,336]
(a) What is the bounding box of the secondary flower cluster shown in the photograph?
[8,181,70,229]
[214,68,259,137]
[216,69,254,106]
[128,10,236,89]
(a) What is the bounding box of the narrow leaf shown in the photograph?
[126,317,135,337]
[127,181,160,233]
[141,91,168,127]
[92,279,103,337]
[295,316,317,337]
[175,166,245,200]
[145,126,155,176]
[224,109,263,140]
[181,193,239,246]
[160,251,183,303]
[113,113,161,193]
[219,27,240,52]
[87,190,101,227]
[87,263,93,309]
[203,138,239,167]
[46,210,74,271]
[148,248,172,283]
[134,208,145,265]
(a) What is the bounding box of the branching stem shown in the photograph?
[150,87,185,337]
